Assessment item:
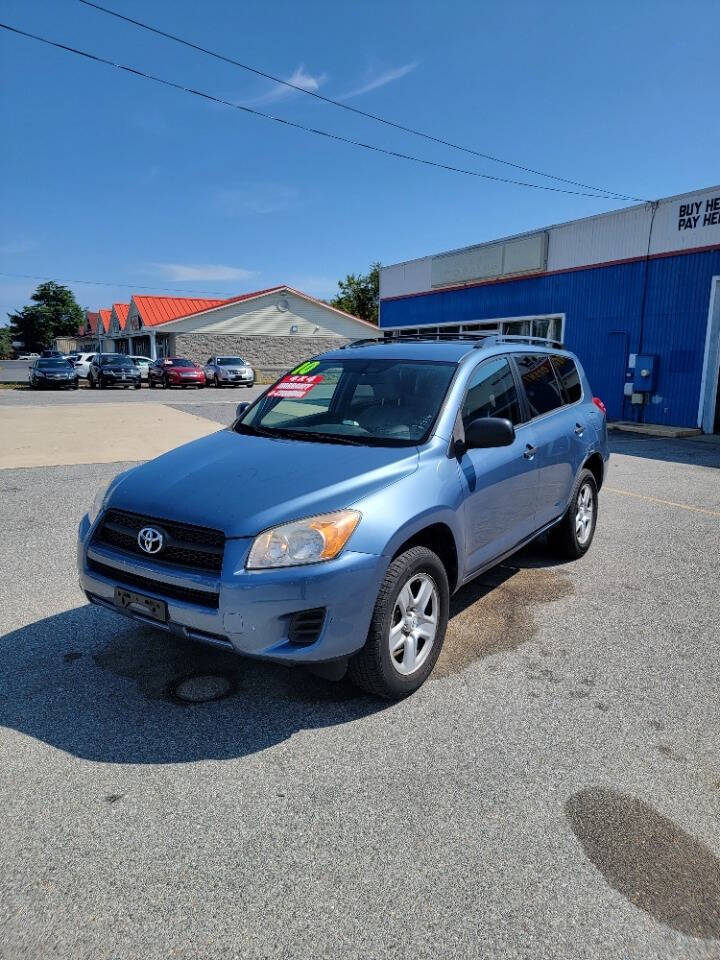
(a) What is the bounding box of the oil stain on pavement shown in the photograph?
[566,787,720,939]
[434,562,573,678]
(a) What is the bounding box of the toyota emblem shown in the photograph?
[137,526,164,554]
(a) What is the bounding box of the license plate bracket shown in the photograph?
[114,587,168,622]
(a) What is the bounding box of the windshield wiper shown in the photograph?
[268,428,370,446]
[234,422,278,438]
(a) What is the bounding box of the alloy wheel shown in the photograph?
[576,482,594,545]
[388,573,438,676]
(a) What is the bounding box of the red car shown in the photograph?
[148,356,206,389]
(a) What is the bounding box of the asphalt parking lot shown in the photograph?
[1,391,719,960]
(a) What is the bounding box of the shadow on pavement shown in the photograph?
[609,432,720,468]
[0,603,388,765]
[0,542,571,765]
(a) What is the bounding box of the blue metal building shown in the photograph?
[380,185,720,431]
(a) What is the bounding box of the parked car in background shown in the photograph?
[18,352,40,360]
[148,356,206,389]
[41,349,66,359]
[67,352,96,379]
[129,355,151,380]
[204,355,255,388]
[88,353,142,389]
[78,334,608,699]
[29,356,79,389]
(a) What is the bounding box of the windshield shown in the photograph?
[237,357,456,447]
[38,358,72,369]
[164,357,194,367]
[100,354,133,366]
[217,357,246,366]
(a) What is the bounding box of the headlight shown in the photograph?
[246,510,361,569]
[88,483,110,525]
[87,468,134,524]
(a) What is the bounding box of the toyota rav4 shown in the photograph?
[78,335,608,699]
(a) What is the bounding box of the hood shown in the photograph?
[109,429,419,537]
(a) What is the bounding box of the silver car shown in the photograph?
[129,355,151,380]
[204,355,255,388]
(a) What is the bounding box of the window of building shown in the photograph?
[516,354,564,417]
[462,357,522,426]
[551,355,582,403]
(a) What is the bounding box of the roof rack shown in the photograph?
[342,332,564,349]
[473,334,564,349]
[342,332,494,349]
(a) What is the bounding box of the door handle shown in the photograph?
[523,444,537,460]
[575,423,584,436]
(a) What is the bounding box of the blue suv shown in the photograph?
[78,335,608,699]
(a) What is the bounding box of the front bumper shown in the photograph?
[77,513,386,663]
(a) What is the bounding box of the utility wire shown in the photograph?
[76,0,643,203]
[0,21,635,200]
[0,271,234,297]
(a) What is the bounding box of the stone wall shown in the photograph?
[172,333,350,377]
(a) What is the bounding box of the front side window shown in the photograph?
[462,357,522,427]
[551,355,582,403]
[516,354,564,417]
[238,357,457,447]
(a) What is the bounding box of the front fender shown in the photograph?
[349,440,466,573]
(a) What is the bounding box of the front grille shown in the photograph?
[94,508,224,572]
[288,608,326,645]
[88,559,219,609]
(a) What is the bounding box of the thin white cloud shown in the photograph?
[251,64,328,104]
[149,263,256,282]
[339,61,418,100]
[215,183,299,216]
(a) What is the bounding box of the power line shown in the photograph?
[0,271,233,297]
[76,0,643,203]
[0,21,637,200]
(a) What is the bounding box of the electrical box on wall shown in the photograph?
[633,355,658,392]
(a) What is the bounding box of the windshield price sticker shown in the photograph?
[268,374,324,398]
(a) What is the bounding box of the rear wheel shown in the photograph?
[98,376,105,389]
[348,546,449,699]
[547,468,598,559]
[88,374,95,389]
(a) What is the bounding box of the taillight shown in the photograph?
[592,397,606,415]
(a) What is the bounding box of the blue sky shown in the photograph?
[1,0,719,324]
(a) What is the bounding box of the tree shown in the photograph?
[331,262,380,324]
[8,281,84,352]
[0,325,13,359]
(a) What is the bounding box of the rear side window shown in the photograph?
[551,355,582,403]
[463,357,522,426]
[516,355,564,417]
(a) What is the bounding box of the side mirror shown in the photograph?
[462,417,515,451]
[235,401,250,419]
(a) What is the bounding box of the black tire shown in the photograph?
[134,382,141,390]
[547,468,598,559]
[98,376,105,389]
[214,374,221,389]
[164,375,170,389]
[88,374,95,389]
[348,546,449,699]
[73,382,79,390]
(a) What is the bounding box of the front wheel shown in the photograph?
[134,382,141,390]
[88,375,95,389]
[148,378,155,389]
[547,468,598,559]
[348,546,449,699]
[214,374,221,388]
[98,377,105,389]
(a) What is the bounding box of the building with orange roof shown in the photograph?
[116,286,374,374]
